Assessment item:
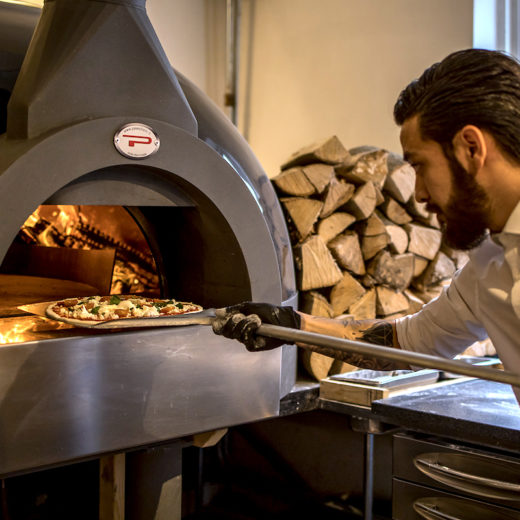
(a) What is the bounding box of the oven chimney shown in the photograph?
[7,0,197,140]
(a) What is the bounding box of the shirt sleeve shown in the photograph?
[395,262,488,359]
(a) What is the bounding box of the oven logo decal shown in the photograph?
[114,123,160,159]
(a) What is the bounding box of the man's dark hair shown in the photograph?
[394,48,520,163]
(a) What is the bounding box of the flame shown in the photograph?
[0,318,73,345]
[22,205,81,247]
[54,205,80,236]
[0,321,34,345]
[0,1,43,7]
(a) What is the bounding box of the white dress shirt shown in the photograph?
[396,201,520,403]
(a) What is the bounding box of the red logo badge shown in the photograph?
[114,123,160,159]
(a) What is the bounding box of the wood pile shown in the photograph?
[273,136,470,380]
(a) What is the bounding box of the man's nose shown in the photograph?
[414,176,429,203]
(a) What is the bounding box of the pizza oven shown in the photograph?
[0,0,297,477]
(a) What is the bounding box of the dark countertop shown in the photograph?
[282,378,520,453]
[371,378,520,453]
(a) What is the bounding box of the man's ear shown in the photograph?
[452,125,487,174]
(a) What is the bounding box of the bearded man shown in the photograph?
[212,49,520,402]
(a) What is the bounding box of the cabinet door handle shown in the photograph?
[413,452,520,501]
[414,497,520,520]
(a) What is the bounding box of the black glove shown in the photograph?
[212,302,301,351]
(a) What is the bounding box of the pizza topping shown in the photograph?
[109,295,121,305]
[49,295,202,322]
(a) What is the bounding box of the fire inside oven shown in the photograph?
[3,205,161,296]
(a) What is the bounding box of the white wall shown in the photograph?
[28,0,473,177]
[18,0,210,92]
[20,1,472,179]
[146,0,207,92]
[237,0,474,176]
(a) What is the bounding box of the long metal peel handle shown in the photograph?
[257,323,520,389]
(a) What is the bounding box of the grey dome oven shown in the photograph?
[0,0,297,477]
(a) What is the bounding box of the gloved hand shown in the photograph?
[212,302,301,351]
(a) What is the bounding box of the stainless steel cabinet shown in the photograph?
[392,432,520,519]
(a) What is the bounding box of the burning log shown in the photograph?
[275,137,483,380]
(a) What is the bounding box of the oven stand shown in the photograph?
[350,415,400,520]
[364,432,375,520]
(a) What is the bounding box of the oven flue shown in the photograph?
[7,0,197,140]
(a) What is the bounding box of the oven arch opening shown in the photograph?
[0,164,254,318]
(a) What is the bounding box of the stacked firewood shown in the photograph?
[272,136,470,380]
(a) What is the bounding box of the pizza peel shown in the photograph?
[17,301,520,389]
[17,301,56,317]
[17,301,216,328]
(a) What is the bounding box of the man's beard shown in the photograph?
[428,153,490,251]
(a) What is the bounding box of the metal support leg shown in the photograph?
[364,433,375,520]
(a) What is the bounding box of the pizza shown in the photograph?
[46,294,203,325]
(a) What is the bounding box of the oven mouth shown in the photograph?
[2,204,162,297]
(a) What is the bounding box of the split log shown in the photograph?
[384,154,415,204]
[405,197,441,229]
[301,351,335,381]
[302,163,335,194]
[340,145,380,167]
[374,184,385,206]
[329,359,358,377]
[356,212,386,236]
[367,250,415,292]
[282,135,349,170]
[441,244,469,270]
[413,251,456,291]
[380,196,413,225]
[272,167,316,197]
[328,231,365,275]
[422,212,441,229]
[404,289,425,314]
[299,291,336,380]
[361,234,388,261]
[406,197,430,220]
[330,271,366,316]
[385,223,409,254]
[317,212,356,244]
[413,255,429,277]
[336,148,388,188]
[413,285,444,304]
[405,223,442,260]
[294,235,343,291]
[376,286,409,316]
[281,197,323,241]
[320,177,355,218]
[345,181,377,220]
[348,288,376,320]
[300,291,334,318]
